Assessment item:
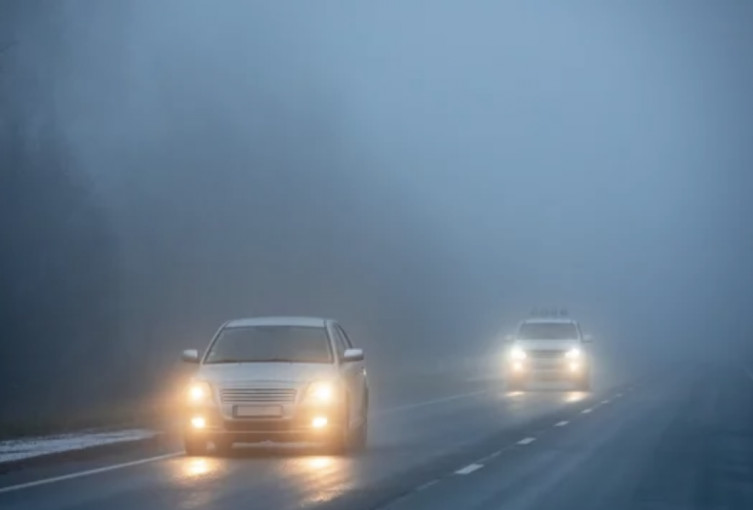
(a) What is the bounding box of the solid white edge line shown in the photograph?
[378,390,490,416]
[554,420,569,427]
[0,452,180,494]
[455,463,484,475]
[517,437,536,445]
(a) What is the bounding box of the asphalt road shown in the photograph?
[0,360,751,510]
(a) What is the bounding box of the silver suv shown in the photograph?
[180,316,369,455]
[505,317,593,391]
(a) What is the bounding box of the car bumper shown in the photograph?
[183,405,345,442]
[507,360,589,381]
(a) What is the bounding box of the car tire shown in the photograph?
[350,392,369,452]
[326,425,348,455]
[507,378,525,391]
[326,398,354,455]
[183,434,208,456]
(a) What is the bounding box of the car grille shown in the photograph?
[527,350,566,359]
[220,387,297,404]
[224,420,293,432]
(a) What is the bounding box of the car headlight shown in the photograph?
[187,381,212,404]
[510,346,527,361]
[304,381,338,404]
[565,348,582,359]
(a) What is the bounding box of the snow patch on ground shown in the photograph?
[0,429,157,463]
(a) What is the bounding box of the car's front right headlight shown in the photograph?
[187,381,212,404]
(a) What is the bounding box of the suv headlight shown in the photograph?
[565,348,582,359]
[304,381,338,404]
[187,381,212,404]
[510,346,527,361]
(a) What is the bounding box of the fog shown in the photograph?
[1,1,752,431]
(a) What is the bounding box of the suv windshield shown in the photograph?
[204,326,333,364]
[518,322,579,340]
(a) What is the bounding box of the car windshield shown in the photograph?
[518,323,579,340]
[204,325,333,364]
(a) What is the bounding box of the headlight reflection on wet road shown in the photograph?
[177,457,223,481]
[563,391,588,403]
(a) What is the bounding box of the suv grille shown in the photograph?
[220,388,297,404]
[527,350,565,359]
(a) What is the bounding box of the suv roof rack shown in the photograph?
[530,307,569,318]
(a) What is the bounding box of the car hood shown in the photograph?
[197,362,338,386]
[514,340,580,351]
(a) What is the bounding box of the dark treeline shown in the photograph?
[0,2,478,432]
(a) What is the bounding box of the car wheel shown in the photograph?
[350,392,369,452]
[326,399,353,455]
[183,434,208,456]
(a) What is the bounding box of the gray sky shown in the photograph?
[5,1,752,370]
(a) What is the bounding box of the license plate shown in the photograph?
[234,405,282,418]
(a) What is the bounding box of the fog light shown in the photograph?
[569,362,580,373]
[311,416,328,429]
[191,416,207,429]
[513,361,524,372]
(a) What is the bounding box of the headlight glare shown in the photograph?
[188,381,212,404]
[510,346,527,361]
[305,381,337,404]
[565,348,582,359]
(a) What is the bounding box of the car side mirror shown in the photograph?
[342,348,364,362]
[582,334,594,344]
[181,349,200,363]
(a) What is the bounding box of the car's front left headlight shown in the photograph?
[565,348,582,359]
[304,381,339,404]
[510,346,527,361]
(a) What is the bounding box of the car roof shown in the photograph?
[521,318,578,325]
[223,316,330,328]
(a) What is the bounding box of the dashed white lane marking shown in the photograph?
[581,408,593,414]
[476,447,511,464]
[0,453,180,494]
[615,393,623,398]
[416,480,439,491]
[601,399,611,404]
[517,437,536,445]
[554,420,569,427]
[455,463,484,475]
[379,390,490,415]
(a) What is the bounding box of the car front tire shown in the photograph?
[350,393,369,452]
[507,377,526,391]
[575,373,592,391]
[183,434,208,456]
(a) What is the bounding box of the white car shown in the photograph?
[180,316,369,455]
[505,317,592,391]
